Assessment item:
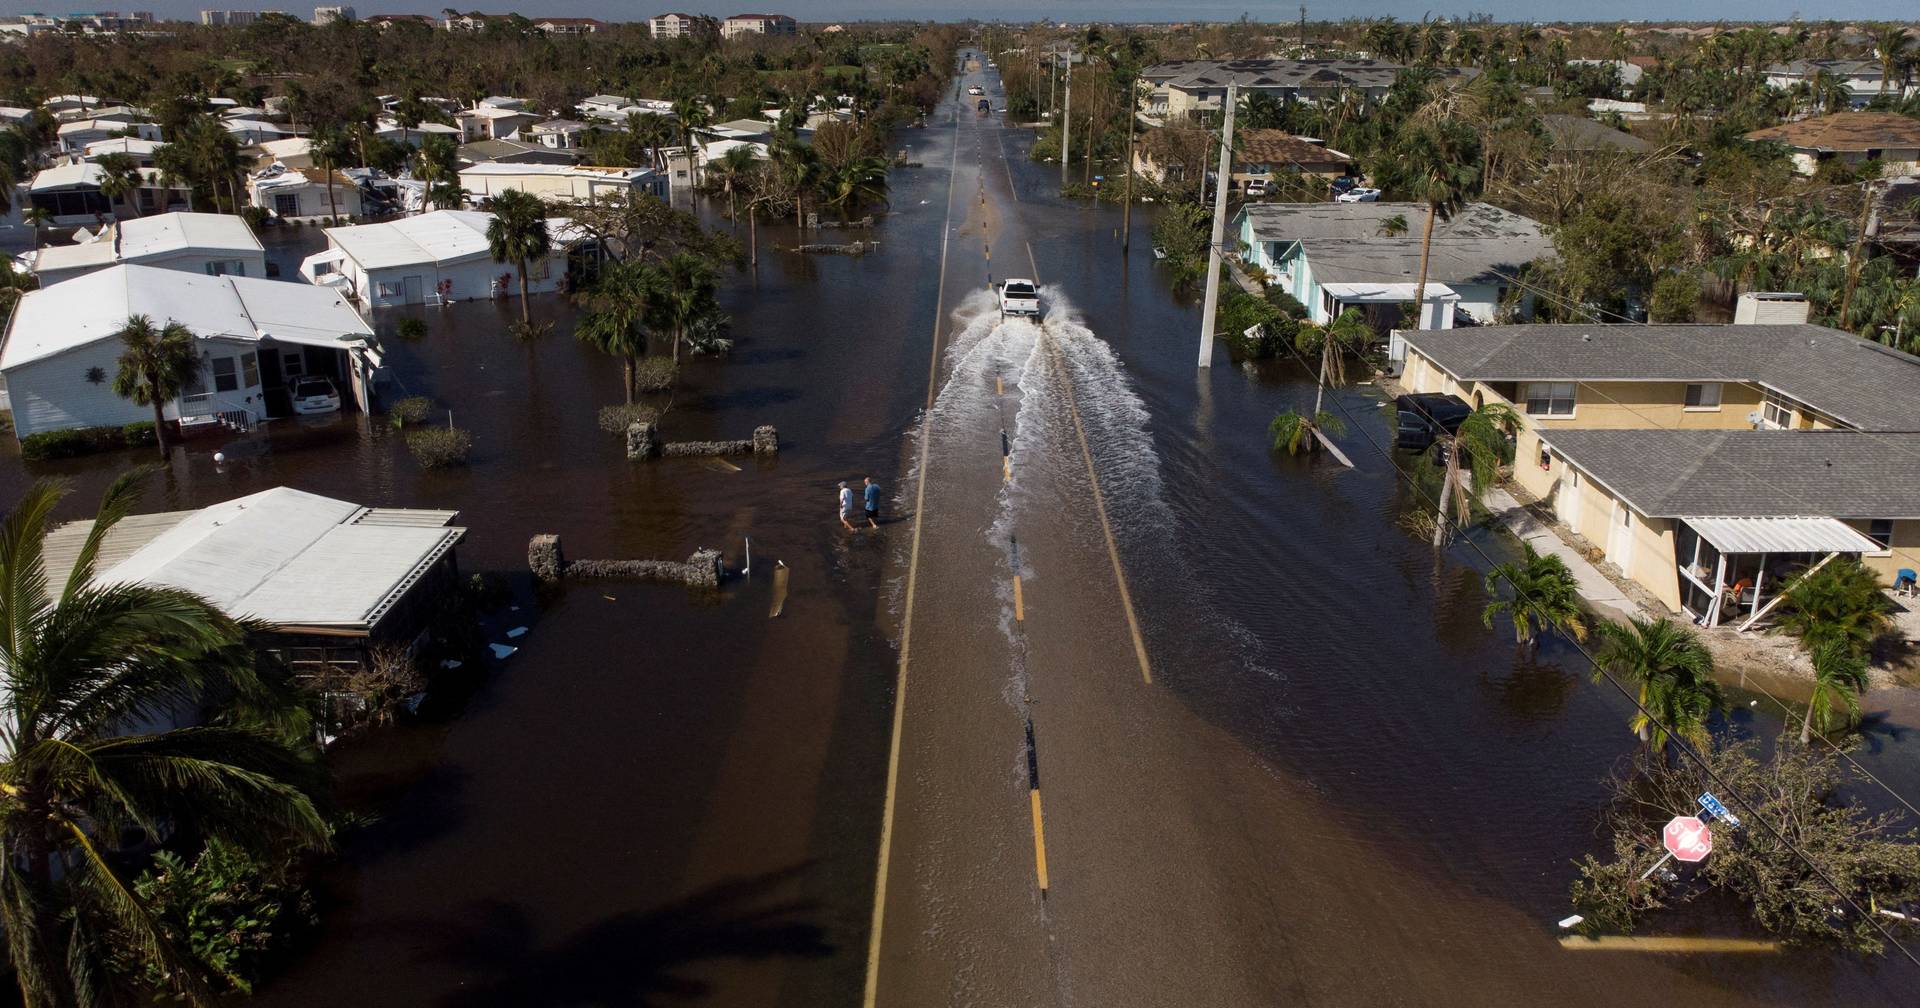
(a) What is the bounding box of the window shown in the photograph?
[211,356,237,392]
[281,349,304,378]
[1761,390,1794,429]
[205,259,246,277]
[273,193,300,217]
[240,352,259,388]
[376,280,404,299]
[1867,519,1895,552]
[1684,382,1722,409]
[1523,382,1575,417]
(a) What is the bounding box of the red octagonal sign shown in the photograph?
[1663,815,1714,862]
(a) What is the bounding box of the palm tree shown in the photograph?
[821,154,890,222]
[1594,617,1723,753]
[707,145,758,224]
[627,112,673,172]
[772,136,819,233]
[1870,23,1913,95]
[1428,401,1518,548]
[647,252,717,365]
[670,95,712,190]
[1775,557,1890,659]
[0,473,330,1005]
[309,126,353,224]
[1482,543,1587,650]
[1269,408,1341,456]
[1399,123,1482,330]
[110,314,198,458]
[574,259,656,401]
[413,134,461,210]
[1802,638,1869,745]
[19,206,50,250]
[483,189,550,327]
[94,152,144,217]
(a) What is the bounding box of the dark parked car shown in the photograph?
[1394,393,1471,452]
[977,98,990,113]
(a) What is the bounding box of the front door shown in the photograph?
[1607,500,1634,574]
[402,275,425,304]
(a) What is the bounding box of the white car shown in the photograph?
[289,375,342,415]
[998,279,1040,317]
[1244,179,1270,197]
[967,85,984,95]
[1336,187,1382,203]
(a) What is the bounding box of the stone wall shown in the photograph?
[626,423,779,461]
[529,535,721,589]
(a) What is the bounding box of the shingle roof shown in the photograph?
[1240,201,1546,242]
[1542,114,1653,154]
[1542,428,1920,518]
[1235,130,1352,166]
[1404,323,1920,433]
[1745,112,1920,152]
[1299,235,1554,287]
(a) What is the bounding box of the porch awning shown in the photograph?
[1321,281,1459,303]
[1683,516,1881,555]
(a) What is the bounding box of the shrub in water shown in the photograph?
[405,426,472,468]
[597,401,662,434]
[632,356,678,392]
[21,423,156,461]
[388,395,434,429]
[133,839,314,995]
[394,317,429,342]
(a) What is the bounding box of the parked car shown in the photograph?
[1336,187,1382,203]
[977,98,991,113]
[1394,393,1471,452]
[968,85,984,95]
[998,278,1040,317]
[1244,179,1270,197]
[289,375,342,416]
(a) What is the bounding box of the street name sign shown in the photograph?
[1663,815,1713,863]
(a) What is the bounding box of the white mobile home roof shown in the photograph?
[325,209,579,271]
[50,487,463,631]
[1,264,371,370]
[33,212,264,279]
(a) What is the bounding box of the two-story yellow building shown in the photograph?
[1400,319,1920,626]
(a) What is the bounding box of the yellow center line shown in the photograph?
[1029,788,1050,891]
[1026,241,1153,685]
[861,106,963,1008]
[1012,574,1024,621]
[1559,936,1780,954]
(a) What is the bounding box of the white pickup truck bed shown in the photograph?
[998,279,1040,317]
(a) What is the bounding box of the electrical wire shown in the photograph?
[1273,338,1920,967]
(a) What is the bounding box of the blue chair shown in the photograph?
[1898,568,1917,598]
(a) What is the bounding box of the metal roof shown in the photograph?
[32,212,262,279]
[1683,516,1882,555]
[324,209,583,272]
[0,263,372,370]
[45,487,465,632]
[1402,323,1920,433]
[1238,201,1546,243]
[1298,235,1556,287]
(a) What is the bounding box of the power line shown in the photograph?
[1275,339,1920,967]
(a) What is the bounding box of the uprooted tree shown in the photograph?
[1570,738,1920,954]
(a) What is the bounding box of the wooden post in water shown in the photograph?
[1196,82,1237,368]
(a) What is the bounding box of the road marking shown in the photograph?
[862,103,962,1008]
[1029,788,1050,891]
[1012,574,1024,621]
[995,375,1003,396]
[1026,242,1154,685]
[1559,936,1780,953]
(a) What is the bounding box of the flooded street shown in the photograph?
[7,64,1920,1007]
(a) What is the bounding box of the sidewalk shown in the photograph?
[1485,487,1642,624]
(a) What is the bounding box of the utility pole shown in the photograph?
[1299,4,1307,51]
[1121,75,1137,253]
[1196,82,1237,369]
[1060,54,1073,189]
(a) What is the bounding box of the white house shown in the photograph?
[300,209,585,308]
[32,212,266,287]
[457,163,667,205]
[372,118,462,148]
[28,163,191,226]
[250,166,366,221]
[575,95,675,122]
[526,120,589,150]
[721,13,796,38]
[649,12,714,38]
[80,136,167,166]
[0,264,378,440]
[250,137,316,170]
[57,118,162,153]
[224,119,300,145]
[456,105,543,142]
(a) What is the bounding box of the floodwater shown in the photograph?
[4,63,1918,1007]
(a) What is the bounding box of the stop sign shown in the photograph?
[1663,815,1714,862]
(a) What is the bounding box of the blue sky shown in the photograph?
[8,0,1915,24]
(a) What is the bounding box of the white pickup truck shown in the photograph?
[998,279,1040,317]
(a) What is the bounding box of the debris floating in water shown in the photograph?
[602,594,617,601]
[440,659,462,670]
[489,643,518,659]
[506,626,527,639]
